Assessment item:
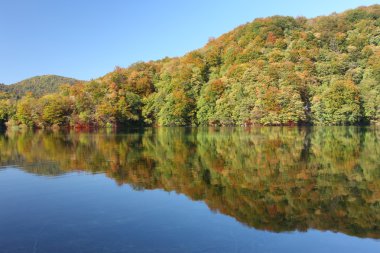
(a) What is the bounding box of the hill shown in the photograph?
[0,75,79,98]
[1,5,380,128]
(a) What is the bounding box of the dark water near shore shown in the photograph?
[0,127,379,253]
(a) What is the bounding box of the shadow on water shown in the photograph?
[0,126,379,239]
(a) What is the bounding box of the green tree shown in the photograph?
[40,94,72,126]
[311,80,361,125]
[0,99,15,127]
[15,94,39,127]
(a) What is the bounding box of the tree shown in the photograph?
[3,5,380,128]
[15,94,39,127]
[0,99,15,127]
[311,80,361,125]
[40,94,72,126]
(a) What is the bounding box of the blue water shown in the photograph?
[0,168,379,253]
[0,127,379,252]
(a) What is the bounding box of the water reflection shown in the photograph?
[0,127,379,239]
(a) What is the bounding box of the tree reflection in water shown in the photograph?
[0,127,379,239]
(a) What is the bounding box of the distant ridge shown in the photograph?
[0,75,80,98]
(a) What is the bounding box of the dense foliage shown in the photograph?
[0,127,379,238]
[0,75,78,98]
[1,5,380,128]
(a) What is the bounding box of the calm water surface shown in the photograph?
[0,127,379,253]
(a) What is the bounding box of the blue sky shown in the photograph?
[1,0,379,84]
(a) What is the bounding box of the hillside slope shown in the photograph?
[0,75,79,98]
[1,5,380,128]
[98,5,380,126]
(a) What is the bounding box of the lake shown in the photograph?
[0,127,379,253]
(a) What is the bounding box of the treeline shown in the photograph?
[1,5,380,128]
[1,127,379,238]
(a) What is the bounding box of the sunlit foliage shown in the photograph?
[2,5,380,127]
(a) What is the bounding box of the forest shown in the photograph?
[0,75,78,98]
[1,5,380,128]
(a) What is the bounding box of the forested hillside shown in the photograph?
[1,5,380,128]
[0,75,79,98]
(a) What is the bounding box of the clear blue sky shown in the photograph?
[1,0,379,84]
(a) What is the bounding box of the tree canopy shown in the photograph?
[1,5,380,128]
